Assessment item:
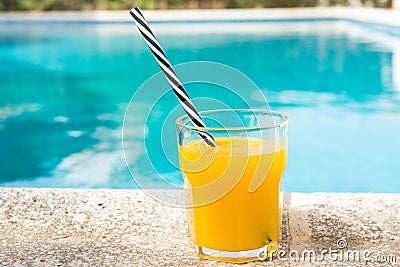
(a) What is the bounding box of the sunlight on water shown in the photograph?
[0,21,399,192]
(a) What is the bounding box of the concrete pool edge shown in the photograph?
[0,188,399,266]
[0,7,400,28]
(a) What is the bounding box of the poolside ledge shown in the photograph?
[1,8,400,30]
[0,188,399,266]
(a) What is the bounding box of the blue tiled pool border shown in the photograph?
[1,16,400,37]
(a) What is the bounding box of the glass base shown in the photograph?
[195,243,277,263]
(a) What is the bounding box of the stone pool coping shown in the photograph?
[0,7,399,29]
[0,188,399,266]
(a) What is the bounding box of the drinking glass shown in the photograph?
[176,109,288,263]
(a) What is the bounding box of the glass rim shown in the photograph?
[175,109,288,131]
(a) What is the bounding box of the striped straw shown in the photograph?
[130,7,216,147]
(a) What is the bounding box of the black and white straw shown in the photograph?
[130,7,216,147]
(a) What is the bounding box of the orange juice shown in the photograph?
[179,137,287,261]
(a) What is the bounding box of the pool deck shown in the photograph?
[0,7,400,29]
[0,188,399,266]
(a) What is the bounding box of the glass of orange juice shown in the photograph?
[176,109,288,263]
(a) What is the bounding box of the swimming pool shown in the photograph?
[0,20,399,192]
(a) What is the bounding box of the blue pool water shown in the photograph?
[0,21,399,192]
